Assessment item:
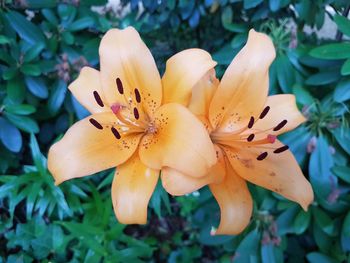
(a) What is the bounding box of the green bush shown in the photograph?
[0,0,350,262]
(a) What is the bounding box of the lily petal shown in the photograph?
[241,94,306,139]
[224,141,314,210]
[188,69,219,117]
[209,29,276,132]
[139,103,216,177]
[162,49,217,105]
[112,153,159,224]
[210,159,253,235]
[161,145,226,195]
[68,67,108,114]
[99,27,162,115]
[48,112,142,185]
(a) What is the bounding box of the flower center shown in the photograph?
[88,77,151,140]
[211,105,289,161]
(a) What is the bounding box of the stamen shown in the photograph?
[133,107,139,120]
[89,118,103,130]
[273,120,287,131]
[134,88,141,103]
[259,106,270,119]
[267,134,276,143]
[257,152,268,161]
[93,91,104,107]
[248,117,254,129]
[116,78,124,94]
[247,134,255,142]
[111,127,121,139]
[273,145,289,153]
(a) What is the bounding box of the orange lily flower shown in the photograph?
[162,29,314,235]
[48,27,218,224]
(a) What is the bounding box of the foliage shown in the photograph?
[0,0,350,262]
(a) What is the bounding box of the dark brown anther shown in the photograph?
[273,120,288,131]
[93,91,104,107]
[89,118,103,130]
[134,88,141,103]
[259,106,270,119]
[248,117,254,129]
[257,152,268,161]
[273,145,289,154]
[111,127,121,139]
[133,107,139,120]
[116,78,124,94]
[247,134,255,142]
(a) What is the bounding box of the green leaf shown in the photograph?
[23,44,45,63]
[25,77,48,99]
[342,211,350,237]
[334,14,350,37]
[0,117,22,152]
[47,80,67,116]
[305,70,341,86]
[309,136,336,200]
[5,104,36,115]
[67,17,95,31]
[276,54,295,93]
[310,43,350,60]
[21,64,41,76]
[25,0,57,8]
[306,252,339,263]
[331,127,350,155]
[5,11,45,45]
[269,0,281,12]
[5,113,39,133]
[341,58,350,75]
[234,229,261,263]
[334,79,350,102]
[0,35,11,44]
[312,207,336,236]
[244,0,263,9]
[332,166,350,184]
[6,78,25,103]
[30,134,47,177]
[293,209,311,234]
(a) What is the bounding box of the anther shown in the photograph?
[134,88,141,103]
[116,78,124,94]
[247,134,255,142]
[257,152,268,161]
[89,118,103,130]
[273,145,289,154]
[133,107,139,120]
[111,127,121,139]
[93,91,104,107]
[273,120,288,131]
[259,106,270,119]
[248,117,254,129]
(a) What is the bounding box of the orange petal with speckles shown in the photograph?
[224,140,314,211]
[112,153,159,224]
[240,94,306,140]
[162,49,217,106]
[99,27,162,116]
[210,158,253,235]
[48,112,142,185]
[139,103,216,178]
[209,29,276,132]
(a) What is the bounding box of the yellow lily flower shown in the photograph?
[48,27,218,224]
[162,29,314,235]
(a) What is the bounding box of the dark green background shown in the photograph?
[0,0,350,262]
